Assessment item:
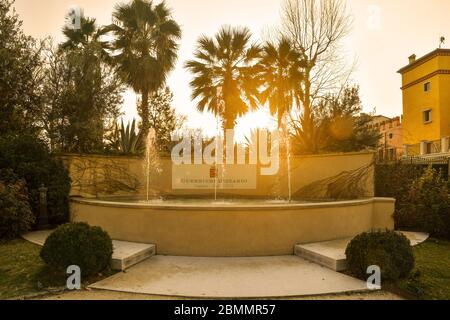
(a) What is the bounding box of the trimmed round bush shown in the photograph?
[0,169,34,240]
[40,223,113,277]
[345,231,415,282]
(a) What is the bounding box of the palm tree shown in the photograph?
[184,26,261,140]
[258,38,305,201]
[107,0,181,136]
[60,17,110,56]
[59,16,115,152]
[258,38,305,128]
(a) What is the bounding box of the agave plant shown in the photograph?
[116,119,144,155]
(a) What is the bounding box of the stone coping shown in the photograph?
[71,197,395,212]
[57,150,376,161]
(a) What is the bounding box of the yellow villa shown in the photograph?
[398,49,450,156]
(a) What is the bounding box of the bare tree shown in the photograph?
[281,0,353,153]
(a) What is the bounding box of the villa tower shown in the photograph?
[398,49,450,155]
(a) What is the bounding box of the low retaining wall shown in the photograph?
[70,197,395,257]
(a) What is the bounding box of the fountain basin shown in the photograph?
[70,197,395,257]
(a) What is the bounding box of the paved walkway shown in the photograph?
[40,289,403,300]
[89,255,370,298]
[22,230,51,246]
[22,230,427,299]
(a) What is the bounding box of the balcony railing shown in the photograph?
[405,138,449,157]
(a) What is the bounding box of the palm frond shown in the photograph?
[185,25,262,129]
[108,0,181,98]
[258,38,306,127]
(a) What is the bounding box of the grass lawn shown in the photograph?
[0,239,115,300]
[395,238,450,300]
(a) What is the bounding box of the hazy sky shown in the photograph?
[12,0,450,137]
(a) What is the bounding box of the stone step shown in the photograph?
[22,230,155,271]
[295,239,349,271]
[111,241,156,271]
[295,231,429,272]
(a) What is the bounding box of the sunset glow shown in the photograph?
[13,0,450,138]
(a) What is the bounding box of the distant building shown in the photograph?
[369,115,403,161]
[398,49,450,158]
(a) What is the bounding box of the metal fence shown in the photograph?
[376,153,450,179]
[400,155,450,179]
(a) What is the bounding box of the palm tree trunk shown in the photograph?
[222,115,236,164]
[141,90,150,137]
[278,111,284,129]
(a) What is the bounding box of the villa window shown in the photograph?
[423,109,432,124]
[389,133,394,139]
[424,82,431,92]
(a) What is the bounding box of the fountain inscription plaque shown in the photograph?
[172,164,257,190]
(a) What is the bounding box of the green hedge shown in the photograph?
[0,134,71,225]
[375,163,423,201]
[376,164,450,239]
[40,223,113,277]
[345,231,415,282]
[398,167,450,239]
[0,169,34,239]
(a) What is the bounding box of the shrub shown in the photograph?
[40,223,113,277]
[375,163,424,229]
[398,167,450,239]
[0,169,34,240]
[375,163,450,237]
[0,134,71,225]
[345,230,415,282]
[375,163,424,200]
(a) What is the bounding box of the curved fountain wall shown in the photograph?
[70,197,395,257]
